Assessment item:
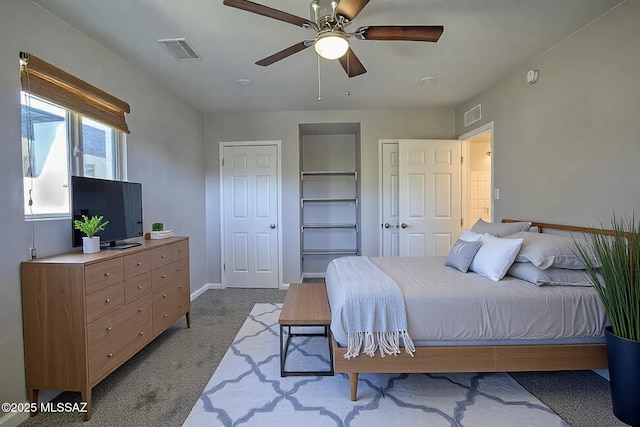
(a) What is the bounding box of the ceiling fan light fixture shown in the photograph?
[314,31,349,60]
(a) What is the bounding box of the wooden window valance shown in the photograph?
[19,52,130,134]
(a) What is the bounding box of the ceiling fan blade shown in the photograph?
[336,0,370,21]
[357,25,444,42]
[256,41,312,66]
[338,48,367,78]
[223,0,312,28]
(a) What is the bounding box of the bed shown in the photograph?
[326,220,610,401]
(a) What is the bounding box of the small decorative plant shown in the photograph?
[152,222,164,231]
[73,215,109,238]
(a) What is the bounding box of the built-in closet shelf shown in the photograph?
[300,126,360,280]
[302,250,359,256]
[302,171,357,178]
[302,224,357,229]
[301,198,358,203]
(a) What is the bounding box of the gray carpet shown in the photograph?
[18,288,625,427]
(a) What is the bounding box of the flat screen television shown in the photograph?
[71,176,144,250]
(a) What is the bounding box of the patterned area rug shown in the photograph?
[184,303,569,427]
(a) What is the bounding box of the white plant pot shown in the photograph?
[82,236,101,254]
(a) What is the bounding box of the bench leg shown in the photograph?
[349,373,359,401]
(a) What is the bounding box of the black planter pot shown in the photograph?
[605,327,640,426]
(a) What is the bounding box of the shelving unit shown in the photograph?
[299,127,360,280]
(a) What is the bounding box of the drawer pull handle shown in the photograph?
[161,254,166,259]
[163,314,168,318]
[137,262,142,266]
[106,327,112,332]
[137,285,143,289]
[139,331,144,336]
[162,274,167,279]
[163,294,168,298]
[107,353,113,358]
[105,298,111,304]
[138,308,143,312]
[104,272,110,277]
[179,303,183,308]
[179,285,184,289]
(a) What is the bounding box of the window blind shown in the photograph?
[19,52,130,133]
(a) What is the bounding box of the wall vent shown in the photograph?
[464,104,481,127]
[157,38,201,61]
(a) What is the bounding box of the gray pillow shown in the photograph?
[445,239,482,272]
[507,262,596,287]
[470,218,531,237]
[505,231,600,270]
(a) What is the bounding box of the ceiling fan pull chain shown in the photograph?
[346,51,351,96]
[317,54,322,101]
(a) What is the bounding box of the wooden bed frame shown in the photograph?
[331,219,609,401]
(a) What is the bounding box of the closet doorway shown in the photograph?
[460,122,494,230]
[379,139,461,258]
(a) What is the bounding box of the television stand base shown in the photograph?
[105,242,142,250]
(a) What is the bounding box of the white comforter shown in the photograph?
[326,256,607,347]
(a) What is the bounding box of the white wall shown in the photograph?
[205,109,455,284]
[455,0,640,226]
[0,1,206,421]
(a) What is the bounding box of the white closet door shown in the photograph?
[222,144,279,288]
[381,141,400,257]
[398,139,461,257]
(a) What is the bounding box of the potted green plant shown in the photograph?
[73,215,109,254]
[575,215,640,426]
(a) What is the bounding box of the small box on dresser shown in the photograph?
[20,236,190,421]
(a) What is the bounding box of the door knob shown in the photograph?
[401,223,409,229]
[270,223,276,229]
[383,223,391,229]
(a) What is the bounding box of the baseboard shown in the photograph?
[0,411,29,427]
[191,282,290,299]
[191,283,223,300]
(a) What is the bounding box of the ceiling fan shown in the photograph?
[222,0,444,78]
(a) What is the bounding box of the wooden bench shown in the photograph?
[278,283,334,376]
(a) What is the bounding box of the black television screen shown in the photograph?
[71,176,143,249]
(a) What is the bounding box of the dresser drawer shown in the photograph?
[151,262,176,287]
[123,250,151,280]
[153,273,188,303]
[174,257,189,279]
[87,293,152,349]
[85,258,124,295]
[153,294,189,336]
[124,271,152,304]
[88,316,152,384]
[150,246,172,269]
[172,240,189,261]
[119,317,153,359]
[86,283,124,324]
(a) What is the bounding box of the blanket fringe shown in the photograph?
[344,331,415,359]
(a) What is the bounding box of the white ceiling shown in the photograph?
[32,0,622,114]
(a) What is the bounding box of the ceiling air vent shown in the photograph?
[464,104,481,127]
[157,38,201,61]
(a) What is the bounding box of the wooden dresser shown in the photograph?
[21,236,190,420]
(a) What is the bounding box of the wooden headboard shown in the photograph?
[501,218,618,236]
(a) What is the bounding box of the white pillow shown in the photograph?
[458,230,484,242]
[471,218,531,237]
[470,234,524,281]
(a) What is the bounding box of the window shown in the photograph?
[20,52,130,219]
